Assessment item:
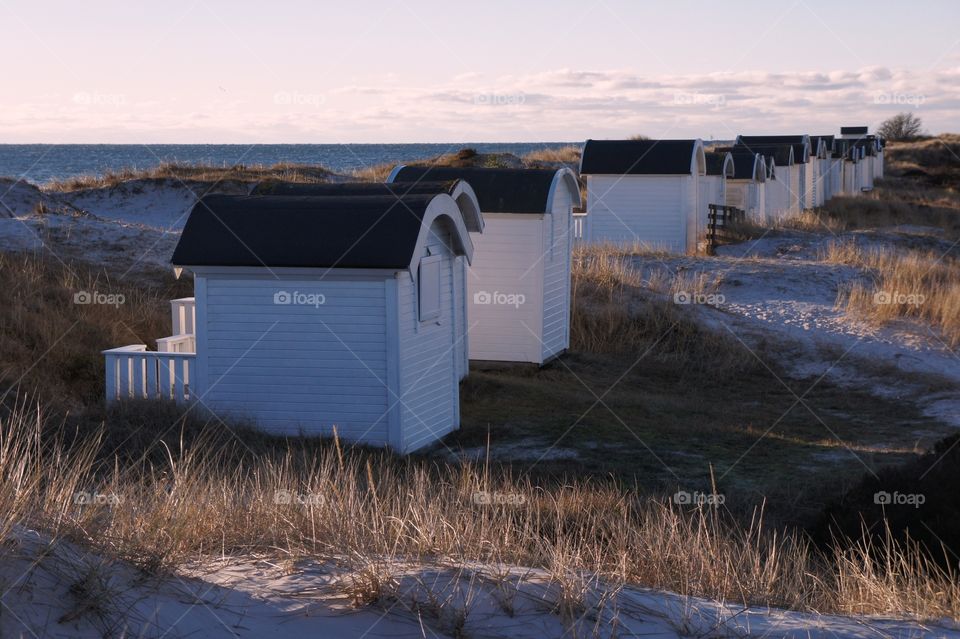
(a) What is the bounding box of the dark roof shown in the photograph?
[738,135,807,145]
[579,139,701,176]
[737,136,809,163]
[733,143,794,166]
[389,166,574,213]
[704,152,732,176]
[810,135,835,155]
[838,138,876,156]
[726,151,764,181]
[172,194,459,269]
[250,179,484,233]
[840,126,868,135]
[251,180,460,197]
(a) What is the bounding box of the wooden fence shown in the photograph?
[706,204,745,254]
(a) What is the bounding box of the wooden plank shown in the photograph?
[132,355,145,399]
[173,359,187,403]
[104,355,117,403]
[158,357,173,400]
[145,356,158,399]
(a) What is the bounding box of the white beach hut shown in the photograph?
[810,135,836,203]
[249,180,484,380]
[723,151,767,223]
[839,126,876,193]
[579,139,706,254]
[389,166,581,365]
[737,144,794,222]
[105,189,482,453]
[840,143,862,195]
[701,151,735,219]
[737,136,811,213]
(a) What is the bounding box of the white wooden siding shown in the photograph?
[699,175,726,243]
[725,180,764,223]
[791,164,804,213]
[396,222,460,452]
[541,186,572,361]
[466,215,544,363]
[586,175,688,253]
[198,275,391,442]
[453,256,469,379]
[765,170,792,223]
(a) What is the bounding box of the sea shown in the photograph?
[0,143,578,184]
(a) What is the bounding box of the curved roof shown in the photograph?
[579,139,705,176]
[737,135,810,163]
[172,193,474,271]
[734,143,794,166]
[726,151,766,182]
[249,179,484,232]
[387,166,580,214]
[809,135,835,158]
[705,151,735,177]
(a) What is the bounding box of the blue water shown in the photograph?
[0,143,578,184]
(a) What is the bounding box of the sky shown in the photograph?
[1,0,958,143]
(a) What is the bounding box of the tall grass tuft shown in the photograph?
[824,240,960,347]
[1,400,958,619]
[570,243,752,372]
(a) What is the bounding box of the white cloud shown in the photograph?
[0,65,956,142]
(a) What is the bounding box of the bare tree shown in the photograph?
[878,112,925,141]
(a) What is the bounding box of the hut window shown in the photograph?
[418,255,441,322]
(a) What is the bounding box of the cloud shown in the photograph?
[0,65,956,142]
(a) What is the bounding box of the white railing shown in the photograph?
[103,345,195,403]
[573,213,587,242]
[170,297,195,336]
[157,334,196,353]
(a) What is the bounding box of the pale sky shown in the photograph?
[2,0,958,142]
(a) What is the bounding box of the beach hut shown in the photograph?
[839,126,869,139]
[840,142,862,195]
[579,139,706,253]
[875,137,885,179]
[827,142,846,197]
[737,136,811,213]
[700,151,734,240]
[387,166,580,365]
[723,151,766,223]
[104,189,482,453]
[839,127,875,192]
[249,180,484,380]
[734,144,794,222]
[810,136,836,203]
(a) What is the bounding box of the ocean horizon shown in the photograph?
[0,142,578,185]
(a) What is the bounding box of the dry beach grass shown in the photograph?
[2,400,959,621]
[44,161,334,192]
